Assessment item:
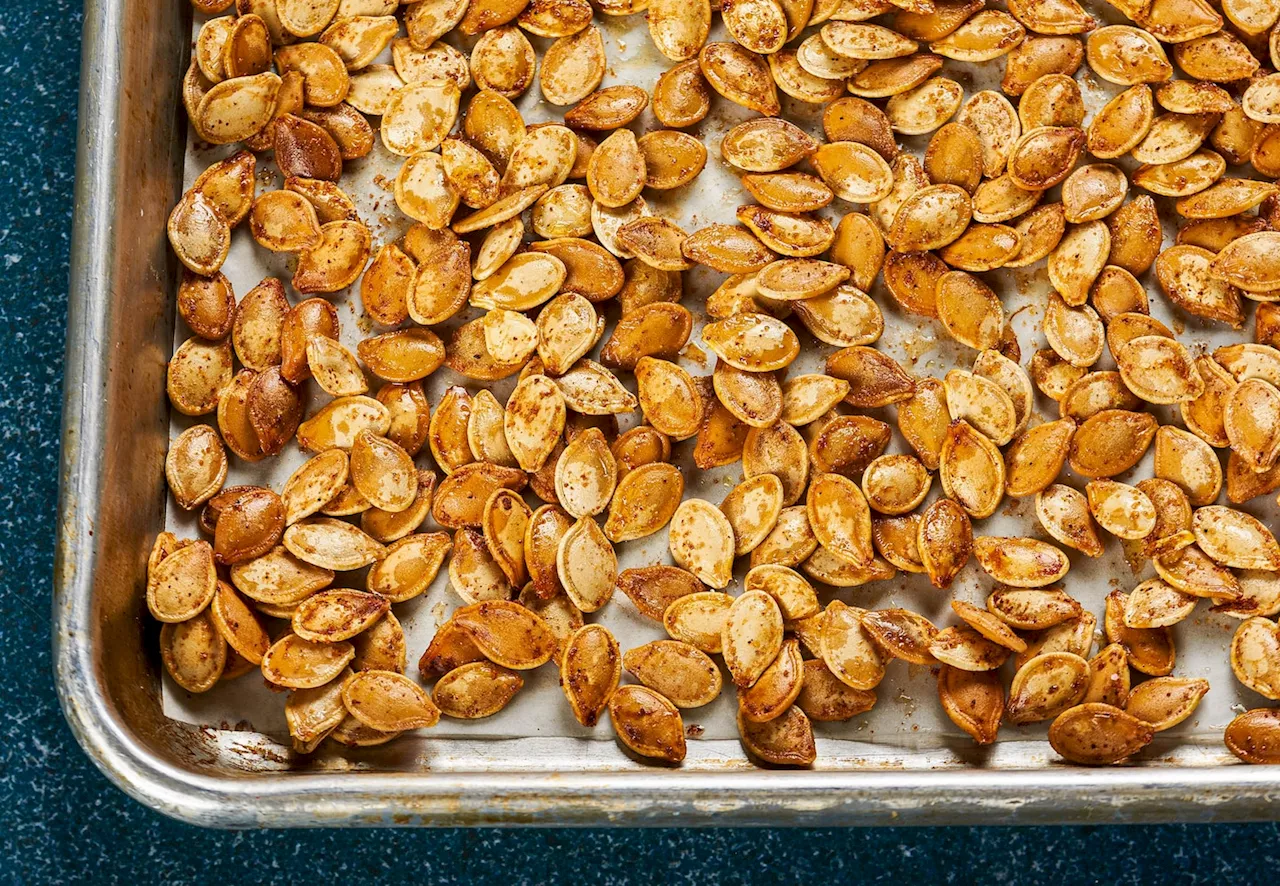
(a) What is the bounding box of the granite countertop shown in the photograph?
[0,0,1275,880]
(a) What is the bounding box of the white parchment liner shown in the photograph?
[164,9,1269,758]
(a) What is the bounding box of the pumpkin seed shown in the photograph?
[664,591,733,653]
[1225,708,1280,763]
[1232,617,1280,699]
[930,625,1011,671]
[166,425,228,511]
[820,600,885,689]
[634,357,702,440]
[700,42,780,115]
[799,659,877,722]
[952,600,1027,653]
[1105,589,1175,676]
[608,684,687,762]
[1083,479,1156,541]
[540,27,605,106]
[861,608,939,665]
[737,705,816,765]
[917,498,972,589]
[780,375,851,426]
[668,498,736,589]
[1007,652,1090,724]
[450,526,515,604]
[805,472,873,567]
[1121,578,1197,630]
[147,540,218,624]
[652,59,712,127]
[1193,506,1280,571]
[938,665,1003,744]
[861,454,931,516]
[973,536,1070,588]
[292,589,388,642]
[828,349,916,411]
[936,271,1004,351]
[1153,426,1221,506]
[555,516,617,612]
[432,661,523,719]
[418,620,487,680]
[1069,409,1158,478]
[160,611,227,693]
[362,532,448,604]
[560,624,621,726]
[1035,482,1103,557]
[625,640,722,709]
[341,669,439,731]
[349,431,417,513]
[939,420,1006,518]
[283,517,384,571]
[1049,703,1154,764]
[262,633,354,689]
[1155,544,1241,600]
[454,600,555,669]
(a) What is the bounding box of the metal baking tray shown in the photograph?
[53,0,1280,827]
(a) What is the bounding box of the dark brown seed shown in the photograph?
[274,114,343,181]
[247,366,303,455]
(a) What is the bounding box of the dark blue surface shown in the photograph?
[0,1,1276,882]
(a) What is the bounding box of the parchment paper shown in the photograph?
[164,8,1271,753]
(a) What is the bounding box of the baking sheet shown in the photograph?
[164,7,1270,761]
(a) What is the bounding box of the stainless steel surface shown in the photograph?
[52,0,1280,828]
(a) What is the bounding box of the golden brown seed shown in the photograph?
[917,498,972,589]
[938,666,1003,744]
[820,600,885,690]
[292,589,389,643]
[1124,677,1209,731]
[988,586,1082,630]
[799,659,877,722]
[653,60,711,128]
[952,600,1027,653]
[935,271,1004,351]
[624,640,723,709]
[1049,703,1154,765]
[1193,506,1280,571]
[561,624,621,726]
[1105,590,1175,677]
[1006,652,1090,724]
[973,536,1070,588]
[147,540,218,624]
[616,565,703,622]
[1069,409,1157,479]
[349,431,418,513]
[861,454,931,516]
[1225,708,1280,763]
[669,498,736,589]
[160,610,226,694]
[608,684,686,762]
[556,516,617,613]
[432,661,523,720]
[939,421,1006,518]
[453,600,555,670]
[699,42,779,115]
[929,626,1011,672]
[861,608,938,665]
[1035,483,1103,557]
[166,425,228,511]
[737,705,816,766]
[826,346,916,407]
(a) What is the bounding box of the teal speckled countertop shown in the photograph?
[2,1,1277,881]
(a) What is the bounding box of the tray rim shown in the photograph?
[52,0,1280,829]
